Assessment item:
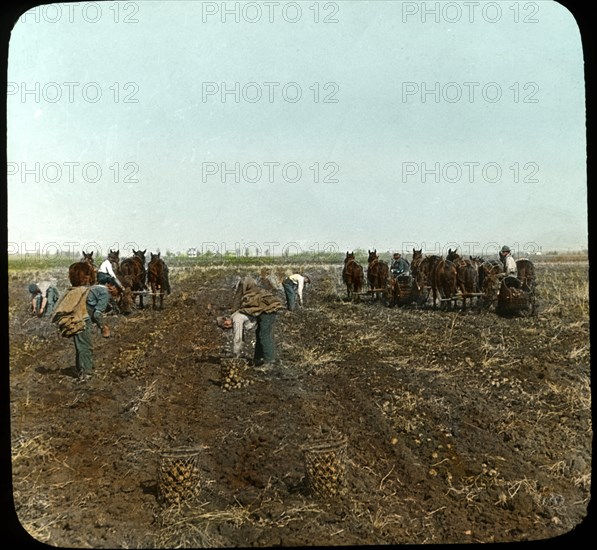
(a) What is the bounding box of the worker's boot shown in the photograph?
[101,325,111,338]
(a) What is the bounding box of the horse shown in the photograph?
[446,248,480,311]
[431,256,458,310]
[147,252,171,309]
[411,248,424,267]
[68,251,97,287]
[384,276,397,307]
[120,249,147,309]
[404,249,429,307]
[411,252,441,307]
[409,249,423,298]
[107,249,120,266]
[475,257,502,309]
[367,249,389,301]
[342,251,365,301]
[516,258,537,292]
[102,249,132,314]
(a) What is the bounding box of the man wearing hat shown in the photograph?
[499,245,518,276]
[390,252,410,277]
[28,280,60,317]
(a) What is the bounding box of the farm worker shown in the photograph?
[216,312,257,358]
[52,283,120,382]
[231,275,285,366]
[390,253,410,277]
[258,268,284,292]
[499,245,518,277]
[28,280,59,317]
[74,284,120,381]
[282,273,311,311]
[97,257,125,290]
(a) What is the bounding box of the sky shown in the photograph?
[6,0,588,260]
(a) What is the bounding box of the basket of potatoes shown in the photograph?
[158,446,202,506]
[302,431,348,499]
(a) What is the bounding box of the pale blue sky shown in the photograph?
[7,0,587,257]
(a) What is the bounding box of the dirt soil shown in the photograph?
[7,260,592,547]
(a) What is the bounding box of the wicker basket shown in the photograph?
[158,446,201,506]
[498,287,530,313]
[303,436,348,498]
[397,277,413,299]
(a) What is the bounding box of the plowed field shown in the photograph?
[7,259,591,547]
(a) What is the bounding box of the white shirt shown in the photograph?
[99,258,119,278]
[36,281,52,295]
[289,274,308,304]
[504,255,517,276]
[231,311,256,356]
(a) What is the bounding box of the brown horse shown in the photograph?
[475,258,502,309]
[411,248,423,266]
[516,258,537,292]
[104,249,134,314]
[446,249,480,311]
[406,249,432,307]
[107,249,120,265]
[147,252,171,309]
[68,251,97,286]
[431,256,458,310]
[120,249,147,309]
[411,253,441,305]
[342,251,365,300]
[384,276,397,307]
[409,249,424,284]
[367,249,389,301]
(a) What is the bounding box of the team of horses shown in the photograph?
[68,249,171,312]
[343,248,537,313]
[66,246,534,315]
[342,249,393,302]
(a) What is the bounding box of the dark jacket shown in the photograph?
[232,276,284,316]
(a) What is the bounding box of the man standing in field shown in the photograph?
[282,273,310,311]
[231,275,285,367]
[28,280,59,317]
